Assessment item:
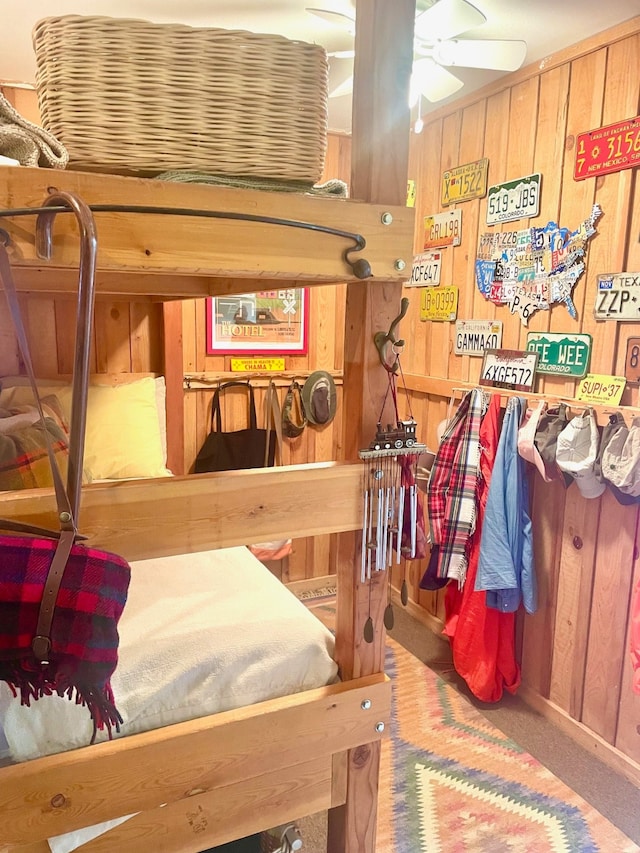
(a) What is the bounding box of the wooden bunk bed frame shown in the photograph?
[0,3,417,851]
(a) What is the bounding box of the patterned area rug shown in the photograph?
[309,604,639,853]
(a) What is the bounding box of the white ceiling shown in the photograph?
[1,0,638,132]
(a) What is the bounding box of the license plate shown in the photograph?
[576,374,626,406]
[454,320,503,356]
[526,332,591,377]
[441,158,488,206]
[486,173,541,225]
[574,115,640,180]
[625,337,640,384]
[408,251,442,287]
[594,272,640,320]
[479,349,538,392]
[423,210,462,249]
[420,286,459,322]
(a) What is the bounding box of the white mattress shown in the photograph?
[0,546,337,764]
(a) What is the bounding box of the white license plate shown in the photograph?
[486,173,541,225]
[595,272,640,320]
[408,251,442,286]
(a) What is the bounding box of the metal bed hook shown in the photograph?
[35,191,98,526]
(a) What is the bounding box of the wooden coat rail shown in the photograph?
[183,371,344,390]
[404,373,640,428]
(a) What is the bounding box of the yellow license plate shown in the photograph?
[420,286,459,322]
[442,158,489,207]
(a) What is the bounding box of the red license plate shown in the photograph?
[574,116,640,180]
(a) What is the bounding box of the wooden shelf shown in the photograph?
[0,167,415,297]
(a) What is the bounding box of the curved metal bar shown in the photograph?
[0,203,371,279]
[36,193,98,526]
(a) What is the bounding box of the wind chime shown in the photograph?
[359,299,427,642]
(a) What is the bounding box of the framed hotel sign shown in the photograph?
[206,288,308,355]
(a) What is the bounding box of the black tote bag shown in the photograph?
[194,381,276,473]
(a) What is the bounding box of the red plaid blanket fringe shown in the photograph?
[0,535,130,741]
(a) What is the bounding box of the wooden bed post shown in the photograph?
[330,0,415,850]
[162,300,185,475]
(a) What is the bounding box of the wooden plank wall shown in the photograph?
[400,16,640,776]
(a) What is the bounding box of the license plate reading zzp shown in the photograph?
[595,272,640,320]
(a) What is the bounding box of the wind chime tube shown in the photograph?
[382,485,391,570]
[410,483,417,559]
[397,484,405,564]
[367,477,373,580]
[376,486,384,570]
[388,484,396,568]
[361,488,369,584]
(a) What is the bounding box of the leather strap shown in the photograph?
[0,193,98,664]
[264,380,283,466]
[31,529,75,663]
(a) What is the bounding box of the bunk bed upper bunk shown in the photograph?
[0,3,418,851]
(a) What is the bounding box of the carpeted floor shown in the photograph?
[294,601,640,853]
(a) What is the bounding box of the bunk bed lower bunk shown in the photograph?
[0,472,391,853]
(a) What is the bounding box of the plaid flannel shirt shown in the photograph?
[427,389,484,585]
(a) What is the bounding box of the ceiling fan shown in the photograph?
[307,0,527,103]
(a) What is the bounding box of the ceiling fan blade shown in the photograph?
[434,38,527,71]
[414,0,486,42]
[329,75,354,98]
[306,8,356,35]
[411,58,464,104]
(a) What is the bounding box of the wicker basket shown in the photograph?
[32,15,329,182]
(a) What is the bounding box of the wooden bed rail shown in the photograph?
[0,673,391,851]
[0,167,414,297]
[0,462,363,562]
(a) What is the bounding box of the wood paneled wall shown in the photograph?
[401,16,640,780]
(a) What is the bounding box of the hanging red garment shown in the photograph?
[443,394,521,702]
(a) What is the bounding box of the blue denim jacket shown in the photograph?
[475,396,536,613]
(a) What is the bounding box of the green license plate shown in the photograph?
[526,332,592,377]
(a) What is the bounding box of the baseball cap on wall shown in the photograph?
[534,402,572,486]
[595,413,640,505]
[517,400,551,481]
[601,416,640,497]
[555,408,605,499]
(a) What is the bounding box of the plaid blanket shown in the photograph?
[0,535,130,740]
[0,400,70,491]
[427,389,485,585]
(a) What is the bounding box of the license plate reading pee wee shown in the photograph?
[479,349,538,393]
[595,272,640,320]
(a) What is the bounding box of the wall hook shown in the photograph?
[374,297,409,374]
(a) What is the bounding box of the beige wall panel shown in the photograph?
[521,477,566,698]
[581,494,638,742]
[615,532,640,763]
[548,489,601,716]
[449,100,487,385]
